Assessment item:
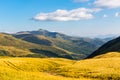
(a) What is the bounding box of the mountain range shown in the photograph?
[14,29,108,58]
[0,29,108,59]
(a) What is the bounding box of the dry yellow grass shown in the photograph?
[0,46,33,56]
[0,58,89,80]
[94,52,120,58]
[0,55,120,80]
[59,57,120,80]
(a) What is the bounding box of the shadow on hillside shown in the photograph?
[29,49,73,59]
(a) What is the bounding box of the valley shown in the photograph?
[0,29,107,59]
[0,30,119,80]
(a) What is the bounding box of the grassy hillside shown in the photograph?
[87,36,120,58]
[0,57,120,80]
[0,33,75,59]
[14,30,105,58]
[94,52,120,58]
[0,46,33,56]
[0,33,40,49]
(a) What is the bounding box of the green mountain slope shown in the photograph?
[14,29,105,57]
[0,46,33,56]
[0,33,75,59]
[87,36,120,58]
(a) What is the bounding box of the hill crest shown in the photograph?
[87,36,120,58]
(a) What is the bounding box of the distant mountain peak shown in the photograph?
[38,29,49,32]
[15,29,69,39]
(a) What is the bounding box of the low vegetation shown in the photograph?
[0,56,120,80]
[94,52,120,58]
[0,46,33,56]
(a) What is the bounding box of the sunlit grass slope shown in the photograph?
[0,58,88,80]
[0,46,33,56]
[0,57,120,80]
[94,52,120,58]
[58,58,120,80]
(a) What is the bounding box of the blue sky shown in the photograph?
[0,0,120,37]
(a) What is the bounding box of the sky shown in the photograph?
[0,0,120,37]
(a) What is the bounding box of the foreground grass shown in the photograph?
[0,58,88,80]
[0,57,120,80]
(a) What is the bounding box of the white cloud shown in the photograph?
[94,0,120,8]
[115,12,120,17]
[103,14,107,18]
[74,0,89,3]
[34,8,101,21]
